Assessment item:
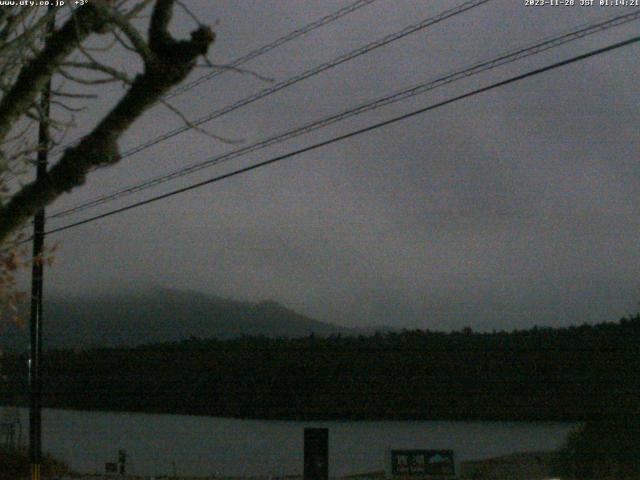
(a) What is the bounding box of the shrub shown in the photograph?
[555,397,640,479]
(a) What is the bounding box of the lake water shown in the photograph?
[11,407,576,477]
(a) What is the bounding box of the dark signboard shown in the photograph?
[304,428,329,480]
[105,462,117,474]
[118,449,127,474]
[391,449,455,476]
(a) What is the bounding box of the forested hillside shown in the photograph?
[2,315,638,421]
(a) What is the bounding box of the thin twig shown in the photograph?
[159,99,243,146]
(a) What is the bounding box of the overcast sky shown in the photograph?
[17,0,640,331]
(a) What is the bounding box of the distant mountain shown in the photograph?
[0,287,353,351]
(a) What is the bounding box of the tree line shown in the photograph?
[1,315,639,422]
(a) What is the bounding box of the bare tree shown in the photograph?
[0,0,215,310]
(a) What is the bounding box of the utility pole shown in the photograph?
[29,6,55,480]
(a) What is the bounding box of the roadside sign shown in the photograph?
[304,428,329,480]
[391,449,455,477]
[105,462,118,474]
[118,449,127,474]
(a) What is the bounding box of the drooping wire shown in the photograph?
[34,34,640,240]
[49,0,494,163]
[119,0,493,158]
[47,0,381,156]
[48,9,640,221]
[165,0,381,101]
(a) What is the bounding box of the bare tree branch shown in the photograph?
[61,61,134,84]
[159,99,241,145]
[0,0,215,243]
[0,4,108,143]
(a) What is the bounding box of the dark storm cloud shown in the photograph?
[35,0,640,330]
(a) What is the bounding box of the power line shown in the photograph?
[48,9,640,221]
[48,0,380,156]
[36,34,640,239]
[82,0,494,161]
[165,0,380,101]
[45,0,494,216]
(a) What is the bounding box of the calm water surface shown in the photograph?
[13,408,576,477]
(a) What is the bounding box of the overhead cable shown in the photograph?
[48,0,380,155]
[35,34,640,239]
[48,9,640,220]
[165,0,380,100]
[90,0,494,160]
